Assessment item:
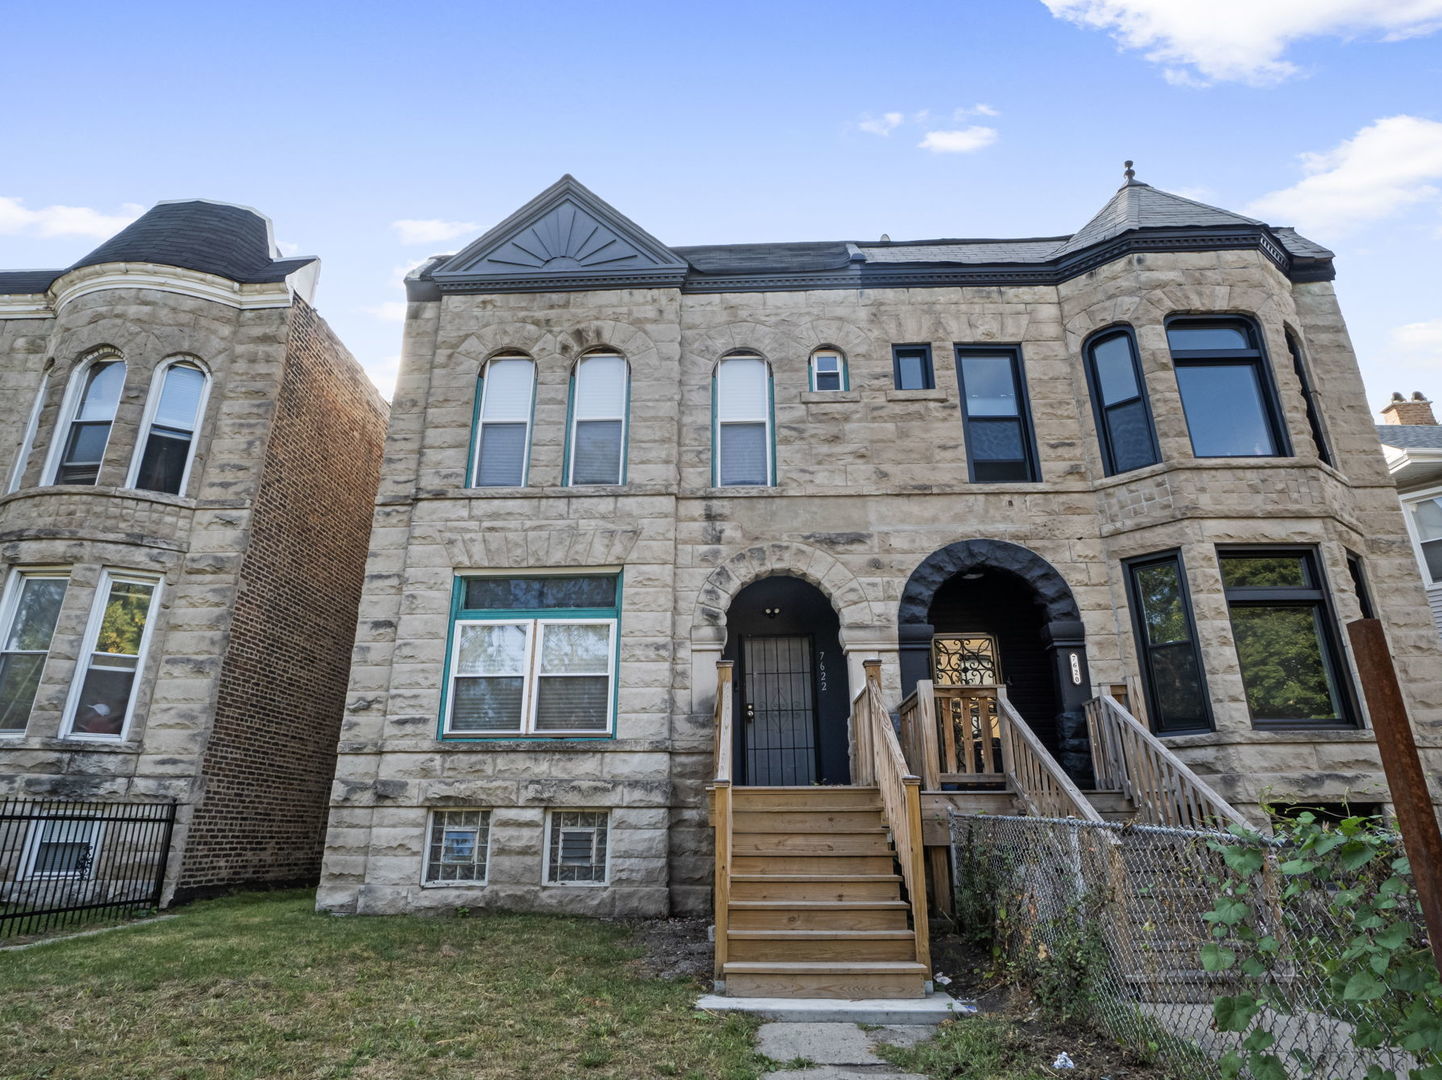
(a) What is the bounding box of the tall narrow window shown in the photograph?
[62,572,161,739]
[1285,330,1332,467]
[713,354,772,487]
[471,354,535,487]
[0,570,69,733]
[892,345,934,390]
[52,359,126,485]
[809,349,848,392]
[1168,319,1289,458]
[132,361,207,495]
[444,574,619,738]
[1220,550,1355,728]
[1085,328,1159,475]
[955,346,1039,482]
[7,366,52,494]
[1124,553,1210,734]
[567,353,627,485]
[1408,495,1442,586]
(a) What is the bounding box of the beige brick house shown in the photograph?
[317,172,1440,996]
[1377,392,1442,639]
[0,201,388,902]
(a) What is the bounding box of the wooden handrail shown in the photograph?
[1084,694,1250,831]
[857,661,931,977]
[709,661,734,983]
[996,690,1106,823]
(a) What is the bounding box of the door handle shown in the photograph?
[745,703,755,723]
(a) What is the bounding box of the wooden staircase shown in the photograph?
[720,786,930,999]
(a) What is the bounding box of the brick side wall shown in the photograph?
[178,298,387,895]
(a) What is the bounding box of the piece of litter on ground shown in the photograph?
[1053,1053,1076,1069]
[933,973,952,985]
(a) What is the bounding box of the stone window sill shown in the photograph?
[885,389,948,403]
[800,390,860,404]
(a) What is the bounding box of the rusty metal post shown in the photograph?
[1347,618,1442,976]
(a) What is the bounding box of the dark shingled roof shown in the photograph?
[0,200,316,294]
[673,241,854,274]
[1378,424,1442,450]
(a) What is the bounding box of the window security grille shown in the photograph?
[546,811,608,884]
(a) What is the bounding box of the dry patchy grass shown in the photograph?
[0,890,764,1080]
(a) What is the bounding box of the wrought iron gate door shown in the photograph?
[740,635,819,785]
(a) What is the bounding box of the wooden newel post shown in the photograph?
[1346,618,1442,977]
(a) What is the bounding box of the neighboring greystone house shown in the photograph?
[318,171,1442,924]
[1376,391,1442,640]
[0,201,388,903]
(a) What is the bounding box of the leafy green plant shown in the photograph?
[1201,812,1442,1080]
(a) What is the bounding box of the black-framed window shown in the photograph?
[892,345,934,391]
[1345,552,1375,619]
[1084,327,1159,475]
[1220,549,1356,728]
[1285,330,1332,467]
[1167,318,1290,458]
[1124,552,1211,734]
[955,346,1039,482]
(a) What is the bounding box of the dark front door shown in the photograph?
[739,634,819,786]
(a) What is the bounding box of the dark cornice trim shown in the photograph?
[423,224,1334,297]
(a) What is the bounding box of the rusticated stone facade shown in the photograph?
[319,176,1442,918]
[0,201,387,902]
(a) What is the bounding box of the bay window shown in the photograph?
[62,571,161,739]
[0,570,69,733]
[131,360,207,495]
[52,358,126,486]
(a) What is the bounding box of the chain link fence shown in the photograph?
[948,812,1439,1080]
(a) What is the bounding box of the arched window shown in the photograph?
[713,354,773,487]
[471,354,536,487]
[131,360,208,495]
[809,348,848,392]
[51,357,126,486]
[6,363,53,495]
[1083,327,1159,475]
[566,353,628,486]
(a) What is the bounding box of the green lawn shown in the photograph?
[0,890,765,1080]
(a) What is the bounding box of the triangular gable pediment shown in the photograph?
[430,176,688,292]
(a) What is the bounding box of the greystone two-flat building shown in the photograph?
[318,173,1442,920]
[0,202,387,902]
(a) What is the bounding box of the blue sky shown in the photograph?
[3,0,1441,409]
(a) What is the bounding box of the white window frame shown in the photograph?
[44,353,126,487]
[60,569,163,742]
[471,354,536,488]
[1401,483,1442,590]
[445,617,616,737]
[712,353,774,487]
[543,809,610,886]
[20,817,105,880]
[126,357,211,496]
[808,348,847,392]
[7,367,52,495]
[567,352,629,486]
[0,566,71,737]
[421,808,491,886]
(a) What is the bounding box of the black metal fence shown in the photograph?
[1,798,175,939]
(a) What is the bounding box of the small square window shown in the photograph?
[809,350,846,392]
[24,818,102,880]
[546,810,608,885]
[892,346,934,391]
[424,809,490,884]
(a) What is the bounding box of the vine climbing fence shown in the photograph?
[949,811,1441,1080]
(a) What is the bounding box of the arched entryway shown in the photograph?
[898,540,1092,780]
[723,576,851,786]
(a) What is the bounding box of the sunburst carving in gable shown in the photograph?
[482,203,644,271]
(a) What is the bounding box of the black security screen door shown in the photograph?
[739,635,819,786]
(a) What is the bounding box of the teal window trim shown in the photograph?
[561,372,576,487]
[712,355,774,488]
[565,354,629,487]
[437,572,623,742]
[710,373,719,488]
[768,368,777,486]
[621,374,632,485]
[808,349,849,392]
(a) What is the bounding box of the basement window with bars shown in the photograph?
[545,810,608,885]
[423,809,490,884]
[22,818,103,880]
[443,574,620,738]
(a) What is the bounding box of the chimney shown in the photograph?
[1380,391,1437,426]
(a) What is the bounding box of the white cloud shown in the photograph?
[363,301,408,322]
[858,112,904,136]
[0,196,144,238]
[390,218,478,244]
[958,103,999,118]
[277,240,302,256]
[1041,0,1442,85]
[1393,318,1442,356]
[1246,115,1442,235]
[918,127,999,154]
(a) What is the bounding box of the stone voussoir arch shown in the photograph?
[693,541,879,641]
[899,538,1080,635]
